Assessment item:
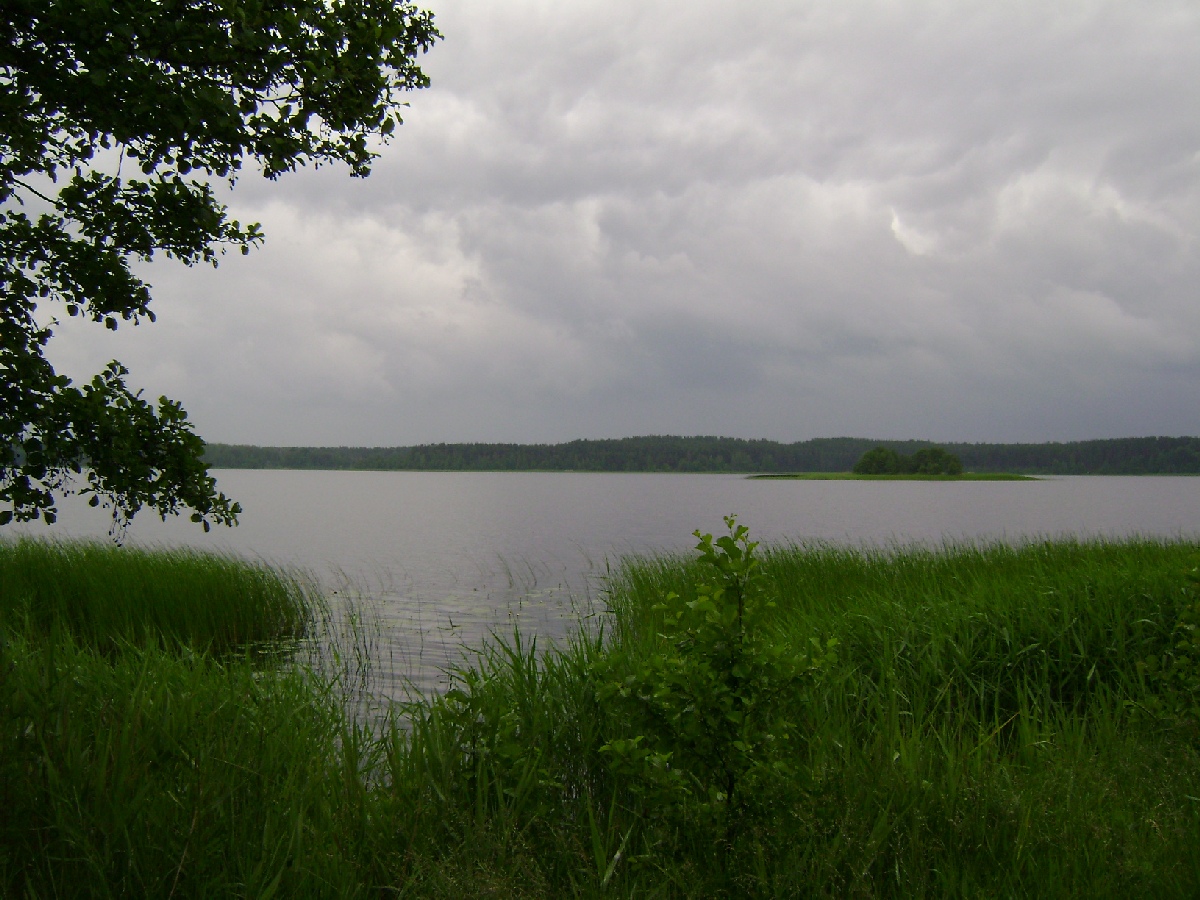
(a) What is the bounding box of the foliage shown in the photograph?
[6,534,1200,895]
[0,630,372,896]
[853,445,902,474]
[203,433,1200,474]
[908,445,964,474]
[853,444,964,475]
[1139,563,1200,722]
[594,516,837,847]
[1,0,440,532]
[0,537,312,654]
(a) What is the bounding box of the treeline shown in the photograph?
[203,435,1200,475]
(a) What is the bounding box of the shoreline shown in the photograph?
[748,471,1038,481]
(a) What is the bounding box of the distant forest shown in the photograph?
[204,435,1200,475]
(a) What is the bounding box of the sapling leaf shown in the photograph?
[594,516,833,844]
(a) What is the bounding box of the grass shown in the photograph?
[2,534,1199,896]
[0,630,371,895]
[748,472,1037,480]
[0,538,312,655]
[0,538,370,896]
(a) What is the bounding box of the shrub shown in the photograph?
[1140,564,1200,722]
[593,516,836,847]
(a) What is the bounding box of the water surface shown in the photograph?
[13,471,1200,695]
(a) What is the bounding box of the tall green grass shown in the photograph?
[0,538,312,655]
[379,537,1200,897]
[3,534,1200,896]
[0,539,378,897]
[611,538,1195,716]
[0,631,378,896]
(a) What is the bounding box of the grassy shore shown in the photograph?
[749,472,1037,480]
[3,533,1199,896]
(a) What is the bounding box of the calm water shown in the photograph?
[13,471,1200,696]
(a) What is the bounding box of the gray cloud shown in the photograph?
[45,0,1200,445]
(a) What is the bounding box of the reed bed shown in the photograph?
[0,630,374,895]
[2,534,1199,897]
[0,538,312,655]
[383,537,1200,897]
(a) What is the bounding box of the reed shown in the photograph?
[382,536,1200,896]
[3,534,1199,896]
[0,627,385,896]
[0,537,312,655]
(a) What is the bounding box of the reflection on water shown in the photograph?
[10,471,1200,701]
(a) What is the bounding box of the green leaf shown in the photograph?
[1,1,440,536]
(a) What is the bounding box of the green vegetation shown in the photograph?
[4,531,1200,896]
[0,539,358,895]
[0,539,310,655]
[751,471,1035,480]
[2,2,439,531]
[203,433,1200,474]
[853,444,963,475]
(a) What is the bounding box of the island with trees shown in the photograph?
[752,444,1034,480]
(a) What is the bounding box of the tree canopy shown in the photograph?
[853,445,963,476]
[1,0,439,533]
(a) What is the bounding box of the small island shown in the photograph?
[751,445,1038,480]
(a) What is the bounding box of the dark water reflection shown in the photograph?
[12,471,1200,698]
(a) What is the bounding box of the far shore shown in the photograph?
[748,472,1039,481]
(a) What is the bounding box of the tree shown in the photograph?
[908,446,963,475]
[1,0,439,534]
[853,446,901,475]
[852,445,964,475]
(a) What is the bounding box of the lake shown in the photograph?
[11,471,1200,696]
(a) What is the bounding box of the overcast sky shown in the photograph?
[50,0,1200,446]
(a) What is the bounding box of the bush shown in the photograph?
[593,516,836,848]
[1140,564,1200,722]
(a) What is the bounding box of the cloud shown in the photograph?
[43,0,1200,444]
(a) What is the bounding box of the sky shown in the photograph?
[49,0,1200,446]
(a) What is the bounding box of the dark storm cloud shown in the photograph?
[46,0,1200,444]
